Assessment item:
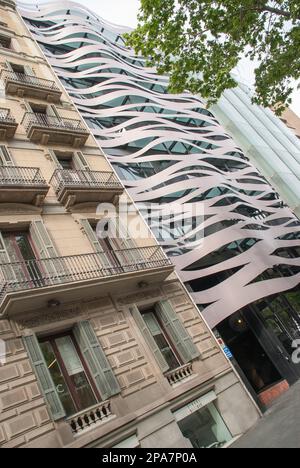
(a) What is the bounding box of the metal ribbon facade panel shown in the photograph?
[20,1,300,329]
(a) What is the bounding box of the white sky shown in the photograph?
[21,0,300,116]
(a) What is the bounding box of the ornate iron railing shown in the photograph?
[0,108,16,124]
[0,166,47,186]
[0,246,172,295]
[50,169,123,193]
[22,112,87,133]
[1,70,60,92]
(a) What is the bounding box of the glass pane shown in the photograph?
[55,336,97,412]
[58,157,73,169]
[178,403,232,448]
[260,301,300,355]
[15,234,36,261]
[40,341,76,417]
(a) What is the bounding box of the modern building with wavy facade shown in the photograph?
[19,1,300,407]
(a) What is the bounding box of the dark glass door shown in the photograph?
[255,297,300,379]
[246,302,300,384]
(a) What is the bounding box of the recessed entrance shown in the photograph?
[217,313,282,396]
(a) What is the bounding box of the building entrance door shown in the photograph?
[254,296,300,380]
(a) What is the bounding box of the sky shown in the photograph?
[21,0,300,117]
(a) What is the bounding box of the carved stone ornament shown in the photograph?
[17,305,82,330]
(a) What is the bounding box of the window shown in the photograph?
[23,321,121,421]
[142,309,181,371]
[10,63,25,74]
[39,333,99,417]
[0,34,11,49]
[56,153,74,170]
[1,230,43,285]
[176,402,232,449]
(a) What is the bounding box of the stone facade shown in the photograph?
[0,0,260,448]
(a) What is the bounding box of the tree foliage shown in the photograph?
[125,1,300,114]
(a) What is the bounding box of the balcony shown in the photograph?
[0,108,18,139]
[0,246,174,316]
[165,363,194,386]
[0,70,62,103]
[0,166,49,206]
[22,112,89,148]
[68,401,114,436]
[50,169,124,208]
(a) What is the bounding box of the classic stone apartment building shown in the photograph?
[0,0,260,449]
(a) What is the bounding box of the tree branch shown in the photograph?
[259,4,291,19]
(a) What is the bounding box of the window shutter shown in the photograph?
[23,334,66,421]
[130,304,169,373]
[24,65,35,76]
[30,220,58,258]
[81,219,112,269]
[47,105,60,119]
[48,149,60,168]
[155,300,200,363]
[74,152,90,170]
[73,321,121,400]
[0,145,14,166]
[24,101,33,113]
[5,61,13,71]
[109,218,145,268]
[0,232,15,281]
[81,219,103,253]
[30,220,65,279]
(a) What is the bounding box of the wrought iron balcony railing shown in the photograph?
[0,166,47,186]
[22,112,87,133]
[0,108,16,124]
[0,246,172,297]
[50,169,123,193]
[0,107,17,139]
[1,70,60,93]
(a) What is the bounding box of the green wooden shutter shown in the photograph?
[81,219,112,269]
[47,105,61,120]
[81,219,103,253]
[24,65,35,76]
[73,321,121,400]
[30,220,65,280]
[109,218,145,268]
[155,300,200,363]
[5,61,13,71]
[23,101,33,113]
[48,149,60,168]
[0,145,14,166]
[74,152,90,170]
[30,220,58,258]
[130,304,169,373]
[23,334,66,421]
[0,232,15,281]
